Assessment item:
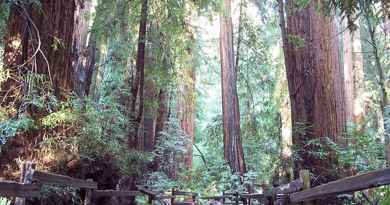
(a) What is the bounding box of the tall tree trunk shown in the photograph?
[177,61,195,169]
[130,0,148,149]
[220,0,246,174]
[155,90,169,136]
[2,0,76,107]
[140,56,158,151]
[72,0,96,100]
[280,0,346,188]
[343,19,354,124]
[278,0,293,183]
[342,18,366,130]
[351,23,365,127]
[1,3,28,107]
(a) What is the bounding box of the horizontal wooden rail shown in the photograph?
[290,168,390,202]
[32,171,97,189]
[240,193,267,199]
[201,196,229,200]
[92,190,141,198]
[0,181,40,197]
[155,195,175,200]
[173,190,198,196]
[274,178,303,195]
[136,185,159,196]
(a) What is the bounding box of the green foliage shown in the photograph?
[288,34,305,48]
[0,114,35,144]
[236,0,282,182]
[0,1,9,46]
[294,0,312,10]
[119,150,153,176]
[146,171,178,192]
[326,0,389,29]
[0,198,10,205]
[39,185,82,205]
[41,109,78,128]
[336,125,385,171]
[154,118,191,176]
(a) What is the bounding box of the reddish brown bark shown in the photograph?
[130,0,148,149]
[220,0,246,174]
[2,1,76,107]
[280,0,345,184]
[177,65,195,169]
[1,4,28,107]
[31,0,75,97]
[155,90,169,136]
[140,71,157,151]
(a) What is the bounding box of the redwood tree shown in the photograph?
[220,0,246,174]
[177,59,195,169]
[279,0,346,185]
[72,0,96,99]
[2,0,84,107]
[130,0,149,149]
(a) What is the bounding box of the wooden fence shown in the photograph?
[202,168,390,205]
[2,162,390,205]
[0,162,197,205]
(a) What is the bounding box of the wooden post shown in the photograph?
[274,194,288,205]
[300,170,312,205]
[171,188,175,205]
[15,162,35,205]
[84,179,93,205]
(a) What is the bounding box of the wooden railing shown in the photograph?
[0,162,197,205]
[290,167,390,203]
[3,162,390,205]
[202,168,390,205]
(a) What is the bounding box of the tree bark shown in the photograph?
[140,64,157,151]
[342,18,365,129]
[72,0,96,99]
[278,0,293,182]
[177,62,195,169]
[220,0,246,174]
[343,19,354,124]
[281,0,346,187]
[2,0,77,107]
[351,23,365,127]
[130,0,148,149]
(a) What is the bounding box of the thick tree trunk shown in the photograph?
[155,90,169,137]
[1,4,28,107]
[140,69,157,151]
[220,0,246,174]
[2,0,76,107]
[130,0,148,149]
[32,0,75,97]
[281,0,346,187]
